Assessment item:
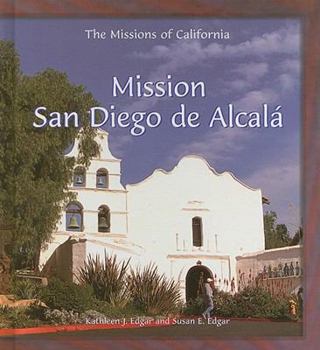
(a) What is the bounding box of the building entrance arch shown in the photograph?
[185,263,213,302]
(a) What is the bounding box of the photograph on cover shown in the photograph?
[0,18,303,337]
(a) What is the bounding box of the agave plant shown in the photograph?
[77,252,130,307]
[12,278,42,300]
[128,263,181,315]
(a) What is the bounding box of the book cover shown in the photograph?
[0,1,319,349]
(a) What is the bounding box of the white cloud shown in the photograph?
[135,40,208,82]
[233,89,277,110]
[279,58,300,75]
[228,79,250,91]
[233,62,269,81]
[109,134,133,157]
[224,62,269,93]
[136,24,299,66]
[130,24,299,112]
[245,150,300,233]
[277,58,300,92]
[124,96,159,114]
[168,127,254,164]
[222,25,299,57]
[278,73,296,92]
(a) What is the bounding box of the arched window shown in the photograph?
[96,168,108,188]
[73,166,86,187]
[98,205,110,232]
[66,202,83,232]
[192,217,203,247]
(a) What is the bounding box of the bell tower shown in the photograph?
[58,128,128,237]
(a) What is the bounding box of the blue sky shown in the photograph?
[0,19,301,233]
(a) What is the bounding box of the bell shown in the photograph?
[68,215,80,229]
[75,175,83,184]
[98,216,109,230]
[97,176,105,186]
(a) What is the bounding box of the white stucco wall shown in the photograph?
[236,245,303,280]
[126,156,264,271]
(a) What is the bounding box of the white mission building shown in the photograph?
[40,129,265,301]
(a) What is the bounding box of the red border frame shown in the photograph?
[0,1,319,349]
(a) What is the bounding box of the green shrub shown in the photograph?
[41,278,94,313]
[264,297,291,319]
[182,297,204,316]
[26,303,47,321]
[235,287,291,319]
[212,290,236,317]
[128,263,181,315]
[181,286,293,320]
[77,253,130,307]
[211,286,292,320]
[12,278,42,300]
[0,306,42,328]
[92,299,144,318]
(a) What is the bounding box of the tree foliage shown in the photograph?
[290,226,303,246]
[264,211,291,249]
[0,40,99,269]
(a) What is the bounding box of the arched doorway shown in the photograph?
[185,263,213,302]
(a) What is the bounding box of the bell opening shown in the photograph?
[98,216,110,232]
[97,176,105,186]
[75,175,84,185]
[68,215,80,230]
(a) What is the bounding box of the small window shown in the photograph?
[66,202,83,232]
[98,205,110,232]
[192,217,203,247]
[73,166,86,187]
[96,168,108,188]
